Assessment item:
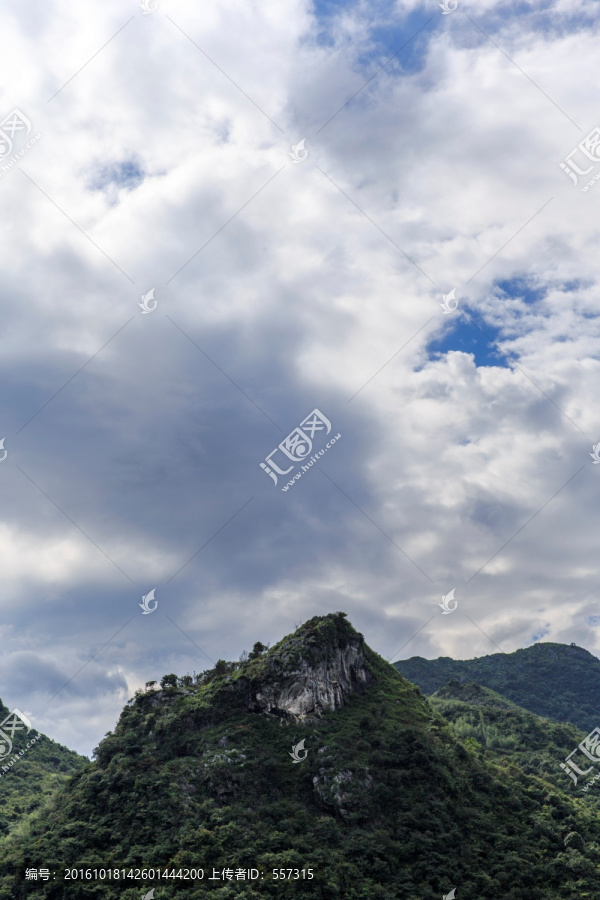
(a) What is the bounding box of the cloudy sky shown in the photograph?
[1,0,599,756]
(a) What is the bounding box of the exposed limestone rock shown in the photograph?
[248,615,373,719]
[313,768,374,818]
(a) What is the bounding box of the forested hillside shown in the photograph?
[395,642,599,730]
[0,699,87,840]
[1,615,600,899]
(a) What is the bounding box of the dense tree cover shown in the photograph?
[394,642,598,729]
[429,680,599,807]
[1,616,600,898]
[0,699,87,839]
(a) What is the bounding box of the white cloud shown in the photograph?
[0,0,599,753]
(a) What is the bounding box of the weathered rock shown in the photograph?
[312,768,374,818]
[248,615,373,719]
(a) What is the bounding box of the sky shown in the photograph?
[0,0,599,756]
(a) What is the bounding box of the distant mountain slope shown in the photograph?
[2,614,600,899]
[0,699,88,839]
[395,642,600,730]
[429,680,597,804]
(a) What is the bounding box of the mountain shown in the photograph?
[0,699,87,839]
[428,680,600,806]
[2,614,600,899]
[394,642,600,730]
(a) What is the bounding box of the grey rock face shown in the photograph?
[312,768,374,818]
[251,640,372,719]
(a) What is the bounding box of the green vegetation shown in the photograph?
[1,617,600,898]
[0,699,87,840]
[429,680,599,807]
[394,642,598,730]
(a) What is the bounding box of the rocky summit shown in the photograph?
[2,613,600,899]
[248,614,373,718]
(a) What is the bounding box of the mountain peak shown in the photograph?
[6,616,600,899]
[395,640,600,729]
[128,613,377,736]
[244,611,373,719]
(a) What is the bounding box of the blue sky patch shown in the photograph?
[428,308,511,369]
[89,159,144,193]
[311,0,435,75]
[359,11,436,76]
[495,277,546,308]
